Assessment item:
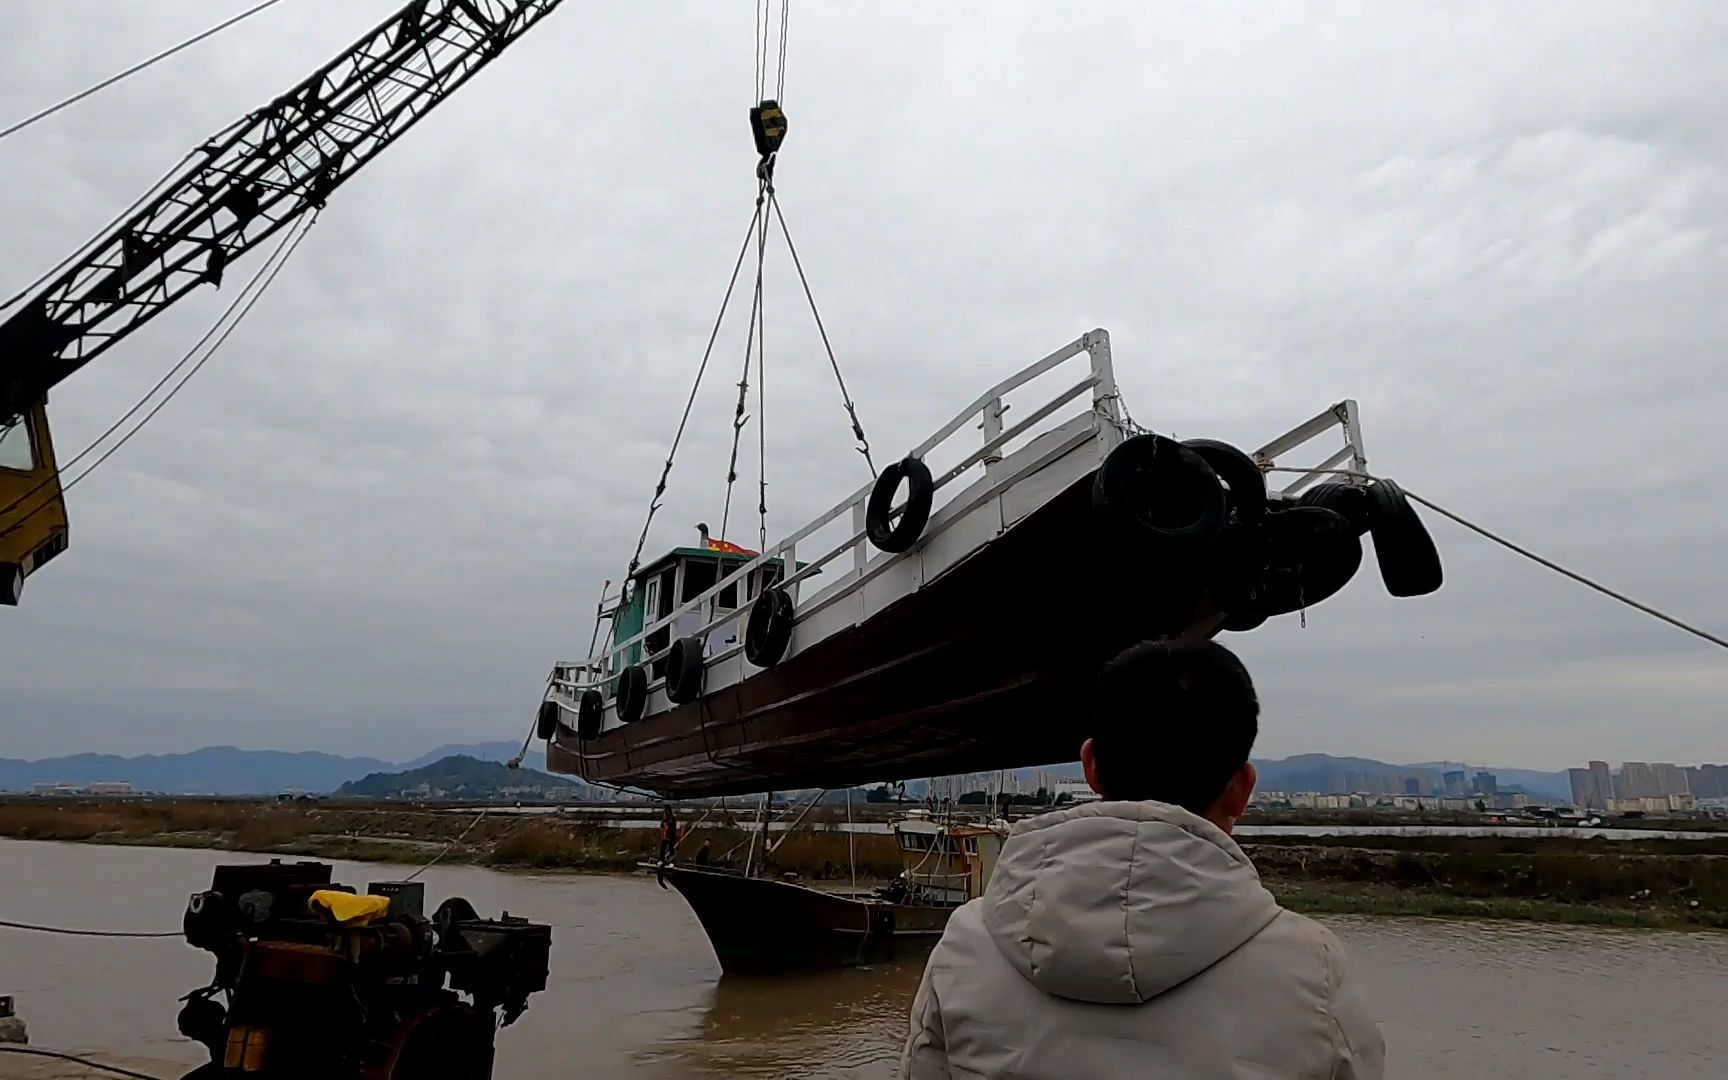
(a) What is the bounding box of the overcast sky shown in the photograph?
[2,2,1725,770]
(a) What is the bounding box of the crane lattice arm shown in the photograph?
[0,0,566,423]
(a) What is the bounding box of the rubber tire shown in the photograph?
[867,456,935,554]
[577,689,604,740]
[665,634,706,705]
[744,586,795,667]
[1181,439,1266,522]
[535,699,559,741]
[1254,505,1363,616]
[616,664,649,724]
[1092,434,1226,553]
[1366,478,1443,597]
[1298,481,1371,537]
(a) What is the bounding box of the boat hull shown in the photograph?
[550,473,1220,797]
[651,863,952,974]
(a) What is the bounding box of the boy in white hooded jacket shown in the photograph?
[901,639,1384,1080]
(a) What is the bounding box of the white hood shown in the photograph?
[981,800,1281,1005]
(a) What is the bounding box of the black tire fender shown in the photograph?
[1366,478,1443,597]
[1255,505,1363,615]
[1092,434,1226,553]
[535,699,559,741]
[744,586,796,667]
[866,456,935,554]
[577,689,604,740]
[616,664,649,724]
[665,634,707,705]
[1181,438,1266,522]
[1298,481,1372,537]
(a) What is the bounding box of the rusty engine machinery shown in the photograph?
[175,860,550,1079]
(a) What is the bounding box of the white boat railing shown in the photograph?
[547,330,1372,702]
[548,329,1123,695]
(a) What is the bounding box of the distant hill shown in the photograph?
[0,746,396,796]
[0,742,549,796]
[0,742,1570,801]
[335,755,582,800]
[397,741,546,772]
[1254,754,1570,800]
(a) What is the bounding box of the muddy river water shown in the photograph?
[2,839,1724,1078]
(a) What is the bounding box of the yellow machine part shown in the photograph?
[0,397,70,606]
[309,889,393,927]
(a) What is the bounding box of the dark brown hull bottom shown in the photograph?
[551,474,1220,797]
[651,863,951,974]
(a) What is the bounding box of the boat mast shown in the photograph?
[744,790,773,878]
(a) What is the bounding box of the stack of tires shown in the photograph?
[1091,433,1441,633]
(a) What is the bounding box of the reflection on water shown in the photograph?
[639,965,917,1078]
[3,839,1726,1079]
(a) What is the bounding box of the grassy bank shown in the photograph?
[0,798,905,880]
[3,799,1726,930]
[1244,837,1728,930]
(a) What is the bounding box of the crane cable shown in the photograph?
[619,0,880,598]
[718,175,773,549]
[0,0,295,143]
[0,210,319,537]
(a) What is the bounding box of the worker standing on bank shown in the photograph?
[900,639,1384,1079]
[658,806,680,864]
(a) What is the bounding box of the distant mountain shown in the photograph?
[0,742,1571,801]
[0,742,548,796]
[396,741,546,772]
[335,755,581,799]
[0,746,396,796]
[1254,754,1570,801]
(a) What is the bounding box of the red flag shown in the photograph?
[705,538,759,557]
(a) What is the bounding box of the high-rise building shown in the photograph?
[1568,768,1603,810]
[1472,771,1498,796]
[1689,764,1728,800]
[1620,762,1657,799]
[1404,777,1422,796]
[1589,761,1615,803]
[1654,763,1690,797]
[1443,771,1466,797]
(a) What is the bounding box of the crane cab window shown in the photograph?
[0,418,37,472]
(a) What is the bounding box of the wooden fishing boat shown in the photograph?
[649,811,1005,973]
[540,328,1441,797]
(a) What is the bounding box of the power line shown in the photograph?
[0,1047,169,1080]
[0,211,318,541]
[0,0,294,142]
[1,210,316,526]
[0,918,178,938]
[1263,467,1728,653]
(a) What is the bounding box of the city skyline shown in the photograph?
[1567,759,1726,813]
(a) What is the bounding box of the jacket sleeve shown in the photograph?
[1325,934,1386,1080]
[899,958,952,1080]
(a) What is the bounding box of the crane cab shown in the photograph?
[0,397,70,606]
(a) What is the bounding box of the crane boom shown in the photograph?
[0,0,569,604]
[0,0,566,424]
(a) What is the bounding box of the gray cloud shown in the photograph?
[3,1,1725,770]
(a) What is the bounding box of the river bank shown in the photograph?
[3,799,1726,930]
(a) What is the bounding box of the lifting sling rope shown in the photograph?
[618,0,876,614]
